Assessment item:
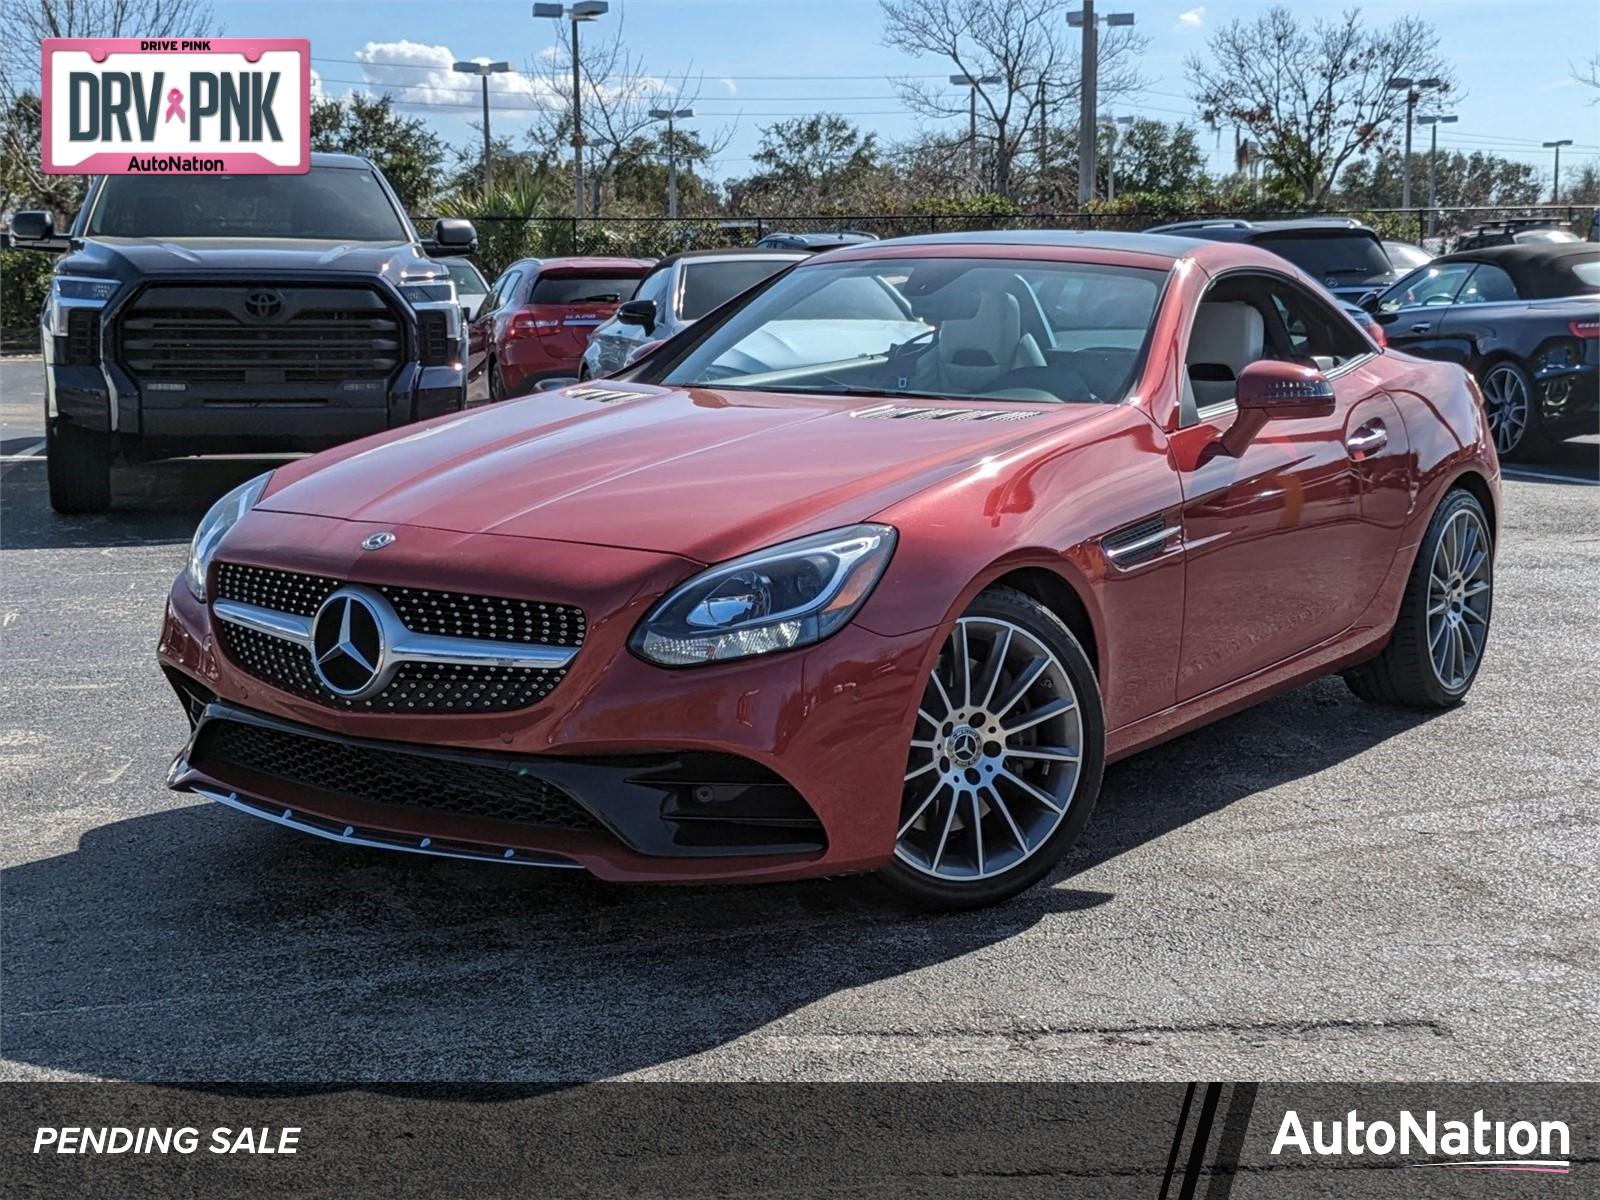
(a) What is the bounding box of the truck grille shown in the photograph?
[212,562,586,713]
[118,283,402,384]
[191,717,604,832]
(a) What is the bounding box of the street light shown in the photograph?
[452,60,514,193]
[949,73,1002,191]
[1387,75,1444,211]
[1068,2,1136,205]
[1543,138,1574,203]
[1415,113,1457,236]
[534,1,610,221]
[1100,113,1135,201]
[649,107,694,218]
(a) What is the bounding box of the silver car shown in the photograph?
[579,249,805,378]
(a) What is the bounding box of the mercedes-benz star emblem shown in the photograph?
[244,289,284,321]
[361,531,396,551]
[311,590,386,697]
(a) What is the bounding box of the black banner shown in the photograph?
[3,1083,1593,1197]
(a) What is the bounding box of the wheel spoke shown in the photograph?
[1002,695,1074,736]
[931,789,961,871]
[916,708,941,730]
[927,671,954,718]
[991,655,1049,719]
[898,781,943,839]
[952,622,973,708]
[905,758,937,783]
[1004,745,1080,764]
[999,766,1065,814]
[970,792,985,876]
[975,625,1013,710]
[984,783,1028,851]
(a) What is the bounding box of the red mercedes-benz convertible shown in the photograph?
[160,231,1499,908]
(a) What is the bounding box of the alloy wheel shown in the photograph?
[1480,364,1529,455]
[1426,505,1492,691]
[895,617,1084,881]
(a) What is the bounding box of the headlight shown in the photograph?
[47,275,118,336]
[186,472,272,602]
[630,524,896,667]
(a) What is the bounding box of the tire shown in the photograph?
[1344,488,1493,709]
[1477,358,1546,461]
[878,585,1105,910]
[488,358,507,403]
[46,420,112,514]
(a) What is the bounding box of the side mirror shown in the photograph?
[427,218,477,256]
[461,303,476,325]
[1356,290,1381,313]
[617,298,656,333]
[11,211,54,241]
[1221,361,1335,457]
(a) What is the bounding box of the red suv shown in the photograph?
[468,256,653,400]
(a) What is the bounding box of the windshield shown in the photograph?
[661,257,1166,406]
[446,260,487,292]
[530,273,645,304]
[680,259,796,320]
[1256,233,1393,280]
[87,166,411,241]
[1383,240,1433,270]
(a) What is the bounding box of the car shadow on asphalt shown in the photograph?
[1,677,1441,1083]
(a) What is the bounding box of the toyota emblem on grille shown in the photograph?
[244,289,284,321]
[361,531,396,551]
[311,589,387,697]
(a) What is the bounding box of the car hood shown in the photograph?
[61,237,436,285]
[260,384,1108,563]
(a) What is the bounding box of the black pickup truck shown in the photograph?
[9,153,476,513]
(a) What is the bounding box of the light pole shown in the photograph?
[451,60,513,194]
[1068,3,1135,207]
[1415,113,1457,237]
[534,1,609,222]
[949,74,1001,192]
[1543,138,1573,203]
[1100,113,1134,201]
[1386,75,1444,211]
[649,107,694,218]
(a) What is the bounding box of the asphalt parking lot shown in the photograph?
[2,354,1597,1083]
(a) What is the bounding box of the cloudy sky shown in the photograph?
[213,0,1599,185]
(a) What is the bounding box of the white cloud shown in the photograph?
[1176,6,1204,29]
[537,44,563,64]
[347,40,560,120]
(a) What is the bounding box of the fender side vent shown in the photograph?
[1102,516,1175,568]
[851,403,1040,422]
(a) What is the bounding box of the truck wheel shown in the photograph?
[46,421,113,514]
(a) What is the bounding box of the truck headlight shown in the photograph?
[630,524,896,667]
[186,472,272,602]
[47,275,117,336]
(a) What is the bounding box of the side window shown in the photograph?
[486,270,519,312]
[629,267,670,310]
[1261,280,1367,370]
[1457,264,1518,305]
[1378,262,1476,312]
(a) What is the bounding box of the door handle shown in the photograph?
[1410,322,1431,333]
[1346,422,1388,457]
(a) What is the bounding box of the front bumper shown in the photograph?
[158,514,935,883]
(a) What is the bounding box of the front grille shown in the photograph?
[213,562,586,712]
[118,284,401,384]
[191,717,603,832]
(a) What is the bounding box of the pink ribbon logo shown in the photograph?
[164,88,185,123]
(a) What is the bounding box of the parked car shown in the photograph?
[467,256,653,401]
[754,230,880,251]
[1382,239,1433,272]
[162,230,1498,909]
[8,153,474,514]
[1145,217,1399,303]
[1364,241,1599,458]
[445,257,490,319]
[579,249,806,379]
[1450,220,1579,252]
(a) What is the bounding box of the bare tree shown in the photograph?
[1187,6,1456,205]
[530,15,731,213]
[1,0,217,212]
[879,0,1145,200]
[1574,53,1600,101]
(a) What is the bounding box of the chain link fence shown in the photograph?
[423,205,1597,279]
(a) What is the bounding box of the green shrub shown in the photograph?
[0,251,53,349]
